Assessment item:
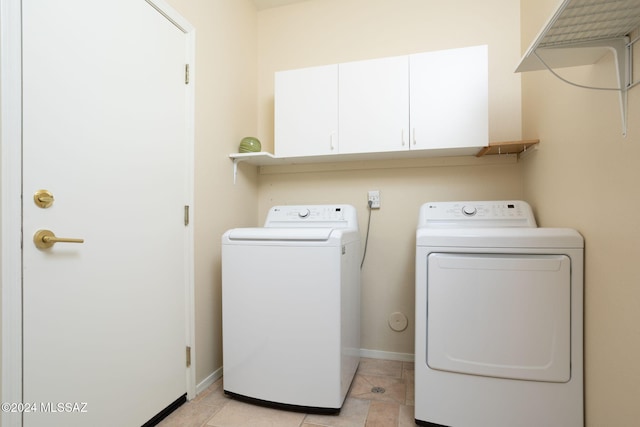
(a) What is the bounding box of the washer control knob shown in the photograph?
[462,205,477,216]
[298,208,311,218]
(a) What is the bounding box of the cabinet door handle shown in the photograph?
[330,132,335,150]
[401,129,406,146]
[412,128,417,145]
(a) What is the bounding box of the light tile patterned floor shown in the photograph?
[158,358,415,427]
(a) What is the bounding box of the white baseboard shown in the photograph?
[359,348,415,362]
[195,349,415,398]
[195,366,223,397]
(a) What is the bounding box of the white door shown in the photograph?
[338,56,409,154]
[22,1,190,426]
[275,64,339,157]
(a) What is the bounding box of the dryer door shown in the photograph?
[427,253,571,382]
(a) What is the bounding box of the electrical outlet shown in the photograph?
[368,190,380,209]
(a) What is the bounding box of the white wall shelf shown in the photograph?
[516,0,640,136]
[229,140,537,183]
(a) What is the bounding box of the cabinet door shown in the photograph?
[410,45,488,150]
[274,64,338,157]
[338,56,409,154]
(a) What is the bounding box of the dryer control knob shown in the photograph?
[462,205,477,216]
[298,208,311,218]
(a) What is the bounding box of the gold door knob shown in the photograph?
[34,229,84,249]
[34,189,55,208]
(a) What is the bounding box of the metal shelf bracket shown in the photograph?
[516,0,640,136]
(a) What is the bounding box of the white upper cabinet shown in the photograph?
[338,56,410,154]
[273,45,488,158]
[274,64,338,157]
[410,45,488,151]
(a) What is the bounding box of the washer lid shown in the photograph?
[227,227,334,241]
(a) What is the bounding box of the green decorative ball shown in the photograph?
[239,137,261,153]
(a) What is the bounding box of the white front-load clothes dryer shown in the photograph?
[221,205,360,413]
[415,201,584,427]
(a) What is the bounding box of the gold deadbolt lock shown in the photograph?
[34,189,54,208]
[34,229,84,249]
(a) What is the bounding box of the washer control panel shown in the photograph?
[265,205,358,229]
[419,201,537,228]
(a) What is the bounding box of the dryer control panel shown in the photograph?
[265,204,358,230]
[419,201,537,228]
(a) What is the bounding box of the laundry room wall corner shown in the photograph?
[256,0,524,357]
[521,1,640,426]
[166,0,260,390]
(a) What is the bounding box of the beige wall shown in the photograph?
[521,1,640,426]
[9,4,637,426]
[258,158,522,354]
[255,0,524,355]
[166,0,260,385]
[257,0,523,152]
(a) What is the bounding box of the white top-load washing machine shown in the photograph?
[221,205,361,413]
[415,201,584,427]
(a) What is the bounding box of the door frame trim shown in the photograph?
[0,2,197,425]
[1,2,24,426]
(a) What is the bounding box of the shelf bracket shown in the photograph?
[609,37,630,137]
[232,158,239,184]
[527,37,632,136]
[515,0,640,137]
